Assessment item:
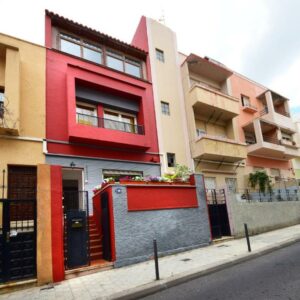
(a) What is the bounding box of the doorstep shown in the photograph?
[212,236,234,244]
[0,278,37,295]
[65,260,113,279]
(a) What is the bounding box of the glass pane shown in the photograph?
[125,62,141,77]
[60,39,81,57]
[107,55,123,72]
[83,47,102,64]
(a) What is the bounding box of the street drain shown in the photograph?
[217,245,229,248]
[181,258,191,262]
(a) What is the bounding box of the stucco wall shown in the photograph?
[112,174,211,267]
[227,193,300,237]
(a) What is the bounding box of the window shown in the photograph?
[161,101,170,115]
[167,153,176,167]
[59,33,142,77]
[104,108,137,133]
[106,50,142,78]
[0,88,4,119]
[155,48,164,62]
[241,95,250,107]
[76,101,97,126]
[103,169,143,181]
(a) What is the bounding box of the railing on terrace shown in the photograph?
[262,135,281,145]
[237,187,300,202]
[259,107,268,116]
[76,113,144,135]
[278,111,290,117]
[206,189,226,204]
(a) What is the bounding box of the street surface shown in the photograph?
[140,241,300,300]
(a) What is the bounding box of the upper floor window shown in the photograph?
[60,33,102,64]
[106,50,142,78]
[161,101,170,115]
[155,48,164,62]
[76,101,97,126]
[167,153,176,167]
[104,108,138,133]
[241,95,250,107]
[59,33,142,78]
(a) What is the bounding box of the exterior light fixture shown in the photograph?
[70,161,76,169]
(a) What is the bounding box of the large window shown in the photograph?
[106,50,142,77]
[59,33,142,78]
[104,108,137,133]
[76,101,97,126]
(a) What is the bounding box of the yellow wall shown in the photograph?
[0,33,45,138]
[146,18,192,173]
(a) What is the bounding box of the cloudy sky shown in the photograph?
[1,0,299,116]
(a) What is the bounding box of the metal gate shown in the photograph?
[63,191,90,269]
[206,189,231,239]
[0,199,37,283]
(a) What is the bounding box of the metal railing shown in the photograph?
[206,189,226,204]
[259,107,269,116]
[262,135,281,145]
[237,188,300,202]
[76,113,144,134]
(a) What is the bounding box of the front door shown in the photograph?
[0,200,36,283]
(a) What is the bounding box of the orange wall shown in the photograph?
[230,73,290,170]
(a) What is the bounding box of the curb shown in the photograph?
[108,236,300,300]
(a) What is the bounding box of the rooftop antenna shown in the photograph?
[158,9,165,25]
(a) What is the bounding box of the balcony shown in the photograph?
[242,103,258,114]
[76,113,144,134]
[244,120,300,160]
[192,134,247,163]
[258,91,296,132]
[189,84,239,121]
[68,112,150,150]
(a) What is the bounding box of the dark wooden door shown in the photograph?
[8,166,37,200]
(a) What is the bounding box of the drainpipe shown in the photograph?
[43,139,48,154]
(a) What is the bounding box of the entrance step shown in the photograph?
[212,236,234,244]
[65,261,113,280]
[90,251,103,260]
[0,279,37,295]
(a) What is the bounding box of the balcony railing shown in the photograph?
[259,107,268,116]
[275,110,290,118]
[262,135,280,145]
[76,113,144,134]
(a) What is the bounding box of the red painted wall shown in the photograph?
[127,185,198,211]
[50,165,64,282]
[92,187,116,261]
[46,16,160,164]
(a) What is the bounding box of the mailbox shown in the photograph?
[71,218,83,228]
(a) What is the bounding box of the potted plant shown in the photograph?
[248,171,272,194]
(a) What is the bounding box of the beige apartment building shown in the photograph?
[133,17,192,174]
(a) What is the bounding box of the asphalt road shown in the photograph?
[140,241,300,300]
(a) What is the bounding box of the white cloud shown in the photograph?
[269,56,300,108]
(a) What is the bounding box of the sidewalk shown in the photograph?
[3,224,300,300]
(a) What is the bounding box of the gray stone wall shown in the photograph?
[112,174,211,267]
[227,193,300,237]
[46,155,161,213]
